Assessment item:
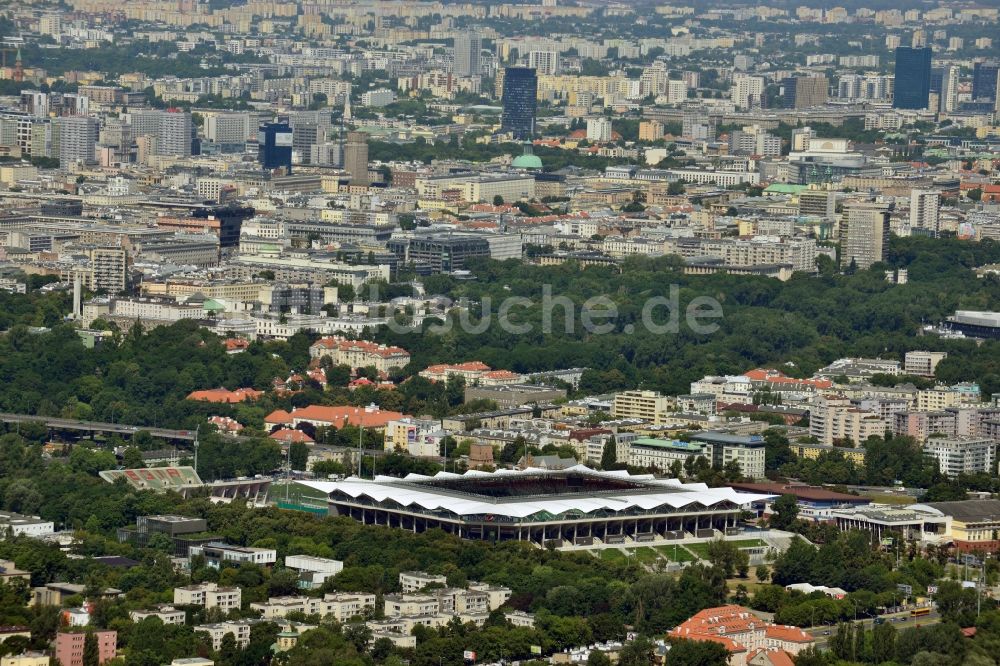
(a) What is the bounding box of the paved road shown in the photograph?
[807,611,940,648]
[0,412,196,441]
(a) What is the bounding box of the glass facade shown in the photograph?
[893,47,932,109]
[501,67,538,140]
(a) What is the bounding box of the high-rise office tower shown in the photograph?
[939,65,959,113]
[258,122,293,172]
[910,190,941,237]
[782,75,828,108]
[500,67,538,140]
[54,116,99,166]
[453,33,482,77]
[204,113,252,151]
[344,131,369,186]
[972,61,1000,102]
[842,202,892,270]
[893,47,932,109]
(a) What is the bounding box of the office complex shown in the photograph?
[258,122,293,172]
[500,67,537,140]
[782,75,828,108]
[893,47,932,109]
[972,60,999,102]
[204,113,251,151]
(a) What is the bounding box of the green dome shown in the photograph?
[512,153,543,169]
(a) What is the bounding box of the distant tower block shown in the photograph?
[73,273,82,319]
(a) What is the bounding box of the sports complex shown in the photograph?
[298,466,773,545]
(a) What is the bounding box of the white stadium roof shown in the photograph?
[299,465,774,519]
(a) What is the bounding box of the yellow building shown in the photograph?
[791,441,866,465]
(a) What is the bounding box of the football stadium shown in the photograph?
[298,466,773,545]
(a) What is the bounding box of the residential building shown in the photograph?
[399,571,446,593]
[195,621,252,651]
[611,390,674,424]
[586,117,612,142]
[249,592,376,621]
[173,583,242,610]
[809,394,887,446]
[904,351,948,377]
[453,33,482,77]
[923,437,995,477]
[130,605,186,625]
[842,201,891,270]
[732,74,765,110]
[188,543,277,569]
[383,417,446,457]
[284,555,344,590]
[528,51,559,76]
[909,190,941,236]
[54,116,98,165]
[54,631,117,666]
[917,386,963,411]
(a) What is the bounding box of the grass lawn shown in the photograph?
[599,548,627,562]
[685,539,768,559]
[631,547,662,564]
[654,544,696,562]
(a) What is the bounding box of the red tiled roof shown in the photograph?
[764,625,813,643]
[310,336,409,359]
[265,409,294,425]
[270,428,315,443]
[422,361,491,374]
[286,404,407,428]
[187,388,263,403]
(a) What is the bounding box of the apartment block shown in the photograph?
[54,631,116,666]
[249,593,376,621]
[611,390,675,424]
[809,394,887,446]
[129,605,186,625]
[923,437,995,477]
[173,583,242,611]
[189,542,276,568]
[904,351,948,377]
[399,571,447,593]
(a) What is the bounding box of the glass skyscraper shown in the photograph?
[258,122,293,172]
[501,67,538,140]
[972,61,999,102]
[893,47,932,109]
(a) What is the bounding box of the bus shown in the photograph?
[911,608,931,617]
